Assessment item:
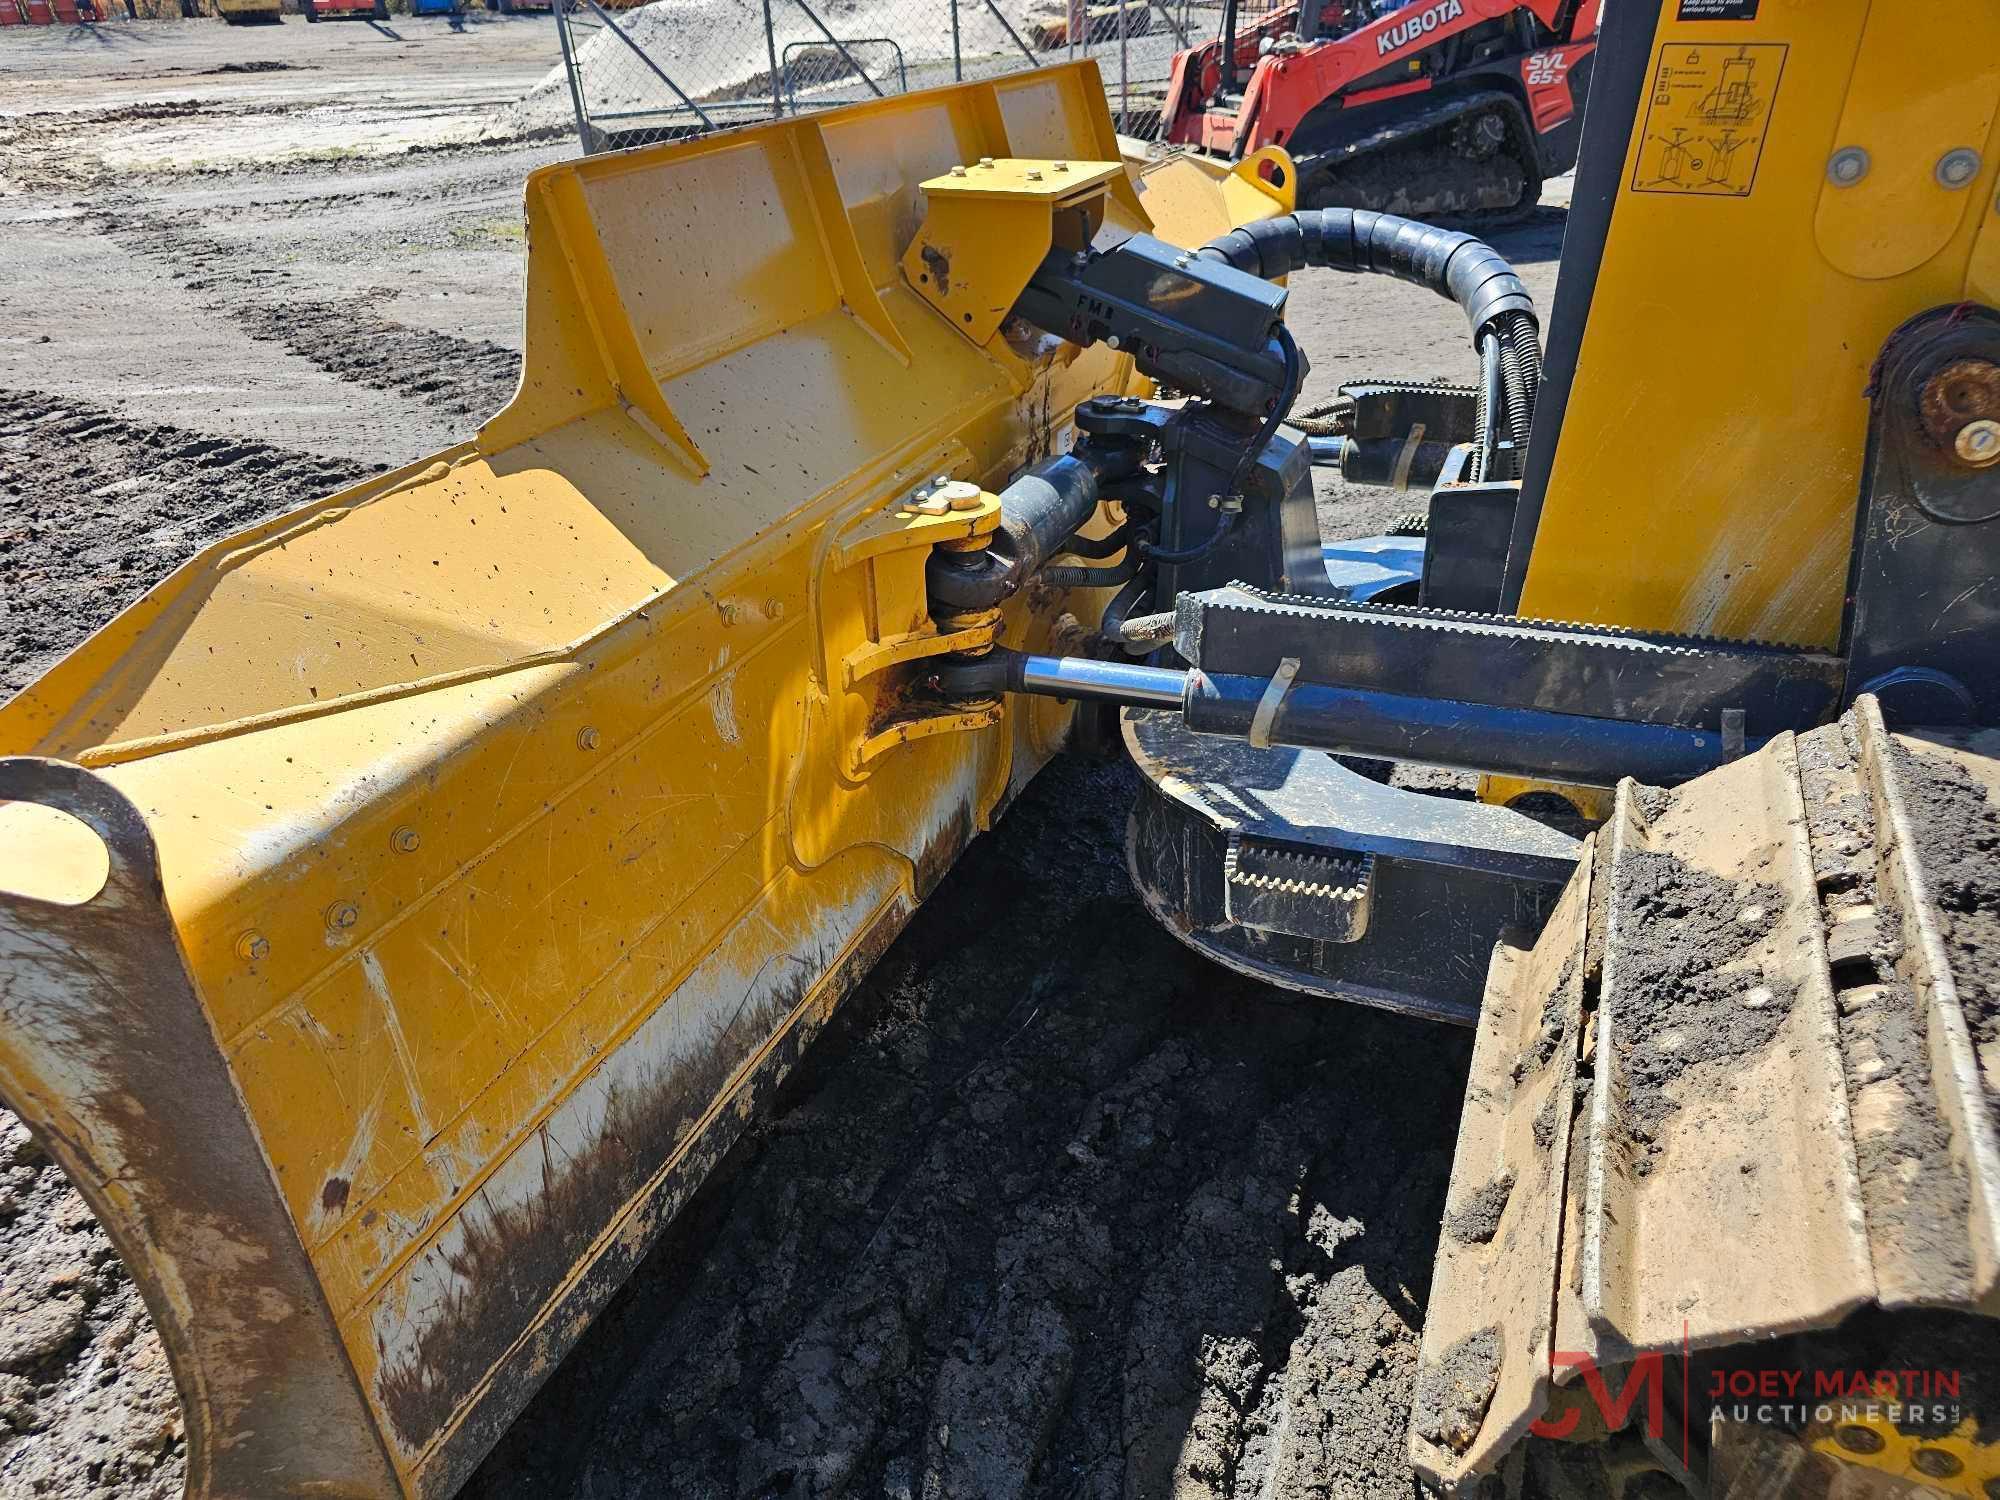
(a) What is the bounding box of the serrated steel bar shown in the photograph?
[1176,584,1844,733]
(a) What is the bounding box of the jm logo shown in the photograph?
[1531,1351,1686,1464]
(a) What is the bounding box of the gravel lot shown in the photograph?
[0,20,1562,1495]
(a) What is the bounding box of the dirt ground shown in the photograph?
[0,19,1563,1496]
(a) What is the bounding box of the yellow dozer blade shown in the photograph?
[0,66,1292,1499]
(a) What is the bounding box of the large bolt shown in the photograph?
[1921,359,2000,451]
[1936,147,1982,189]
[1833,1424,1884,1455]
[391,826,421,854]
[577,726,601,751]
[935,479,984,511]
[1956,418,2000,467]
[1826,146,1870,186]
[1911,1447,1964,1479]
[235,930,271,963]
[325,902,359,933]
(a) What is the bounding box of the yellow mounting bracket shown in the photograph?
[901,157,1124,346]
[820,475,1008,777]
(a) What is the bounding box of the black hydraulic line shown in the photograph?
[1053,523,1133,561]
[1041,553,1143,590]
[1138,323,1302,568]
[1225,321,1302,493]
[1100,573,1153,644]
[1195,208,1537,350]
[1199,209,1541,468]
[1141,507,1239,566]
[1474,330,1502,480]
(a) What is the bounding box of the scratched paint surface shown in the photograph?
[0,66,1302,1496]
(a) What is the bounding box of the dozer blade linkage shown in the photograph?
[0,67,1295,1500]
[1415,695,2000,1490]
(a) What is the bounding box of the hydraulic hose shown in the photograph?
[1040,552,1143,591]
[1052,522,1132,561]
[1099,573,1154,648]
[1195,208,1535,348]
[1473,330,1501,481]
[1196,209,1541,474]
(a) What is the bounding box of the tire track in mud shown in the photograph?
[92,206,522,424]
[0,385,381,1496]
[0,386,380,697]
[467,757,1470,1500]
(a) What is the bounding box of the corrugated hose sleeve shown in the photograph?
[1195,208,1536,350]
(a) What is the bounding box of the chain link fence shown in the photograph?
[523,0,1217,154]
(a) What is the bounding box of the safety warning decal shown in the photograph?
[1630,42,1787,197]
[1677,0,1758,19]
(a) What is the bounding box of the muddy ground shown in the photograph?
[0,20,1563,1496]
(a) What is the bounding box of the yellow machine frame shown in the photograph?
[1516,0,2000,648]
[0,65,1291,1500]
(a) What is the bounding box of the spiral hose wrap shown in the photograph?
[1197,208,1542,478]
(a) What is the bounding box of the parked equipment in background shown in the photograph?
[304,0,388,21]
[1162,0,1600,219]
[5,4,2000,1496]
[215,0,282,22]
[1026,0,1151,51]
[7,0,94,21]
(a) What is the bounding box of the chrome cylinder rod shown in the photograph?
[1016,655,1188,707]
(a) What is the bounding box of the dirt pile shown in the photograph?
[0,1118,182,1500]
[1892,737,2000,1118]
[488,0,1023,138]
[1606,846,1790,1171]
